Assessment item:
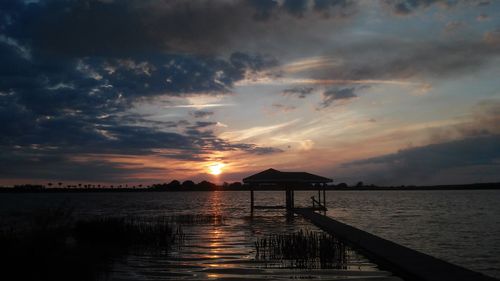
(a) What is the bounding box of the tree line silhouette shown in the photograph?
[2,180,244,192]
[150,180,243,190]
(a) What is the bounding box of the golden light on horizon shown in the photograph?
[208,163,225,175]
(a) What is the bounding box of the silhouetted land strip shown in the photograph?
[1,182,500,193]
[330,182,500,191]
[295,208,499,281]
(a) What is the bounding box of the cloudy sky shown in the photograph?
[1,0,499,186]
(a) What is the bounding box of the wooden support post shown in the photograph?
[285,190,288,209]
[323,188,326,209]
[284,189,287,206]
[250,189,254,213]
[291,190,294,209]
[286,189,290,209]
[286,189,292,210]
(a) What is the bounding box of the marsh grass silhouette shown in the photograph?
[255,230,349,269]
[0,207,183,281]
[75,216,183,255]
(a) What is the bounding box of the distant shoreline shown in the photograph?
[1,182,499,193]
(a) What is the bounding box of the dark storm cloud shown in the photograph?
[247,0,279,20]
[318,86,368,108]
[282,87,315,98]
[7,0,249,56]
[0,117,283,180]
[339,100,500,185]
[383,0,490,15]
[96,52,276,99]
[0,40,274,117]
[427,99,500,142]
[118,114,189,129]
[0,113,198,155]
[314,40,500,81]
[190,110,214,119]
[281,0,356,18]
[2,0,358,57]
[0,106,282,156]
[188,122,217,130]
[313,0,356,17]
[383,0,443,15]
[0,2,282,163]
[0,147,166,182]
[283,0,309,17]
[0,33,281,182]
[314,0,352,10]
[343,134,500,184]
[0,36,275,144]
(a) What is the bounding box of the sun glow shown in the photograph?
[208,163,225,175]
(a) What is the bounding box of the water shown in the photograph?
[322,190,500,279]
[0,190,499,279]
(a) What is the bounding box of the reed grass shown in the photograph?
[75,216,184,253]
[0,207,184,281]
[254,230,349,269]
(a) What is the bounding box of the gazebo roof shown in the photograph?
[243,168,333,184]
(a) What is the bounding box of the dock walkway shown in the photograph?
[294,208,498,281]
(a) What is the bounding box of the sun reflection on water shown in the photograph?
[200,191,242,271]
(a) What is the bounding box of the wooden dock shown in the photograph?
[294,208,498,281]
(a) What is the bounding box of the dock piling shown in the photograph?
[250,188,254,213]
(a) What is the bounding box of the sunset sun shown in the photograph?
[208,163,225,176]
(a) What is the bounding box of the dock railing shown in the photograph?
[310,195,327,211]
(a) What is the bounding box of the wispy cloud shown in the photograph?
[270,103,297,113]
[237,77,424,87]
[190,110,214,118]
[163,95,236,109]
[281,56,342,73]
[164,103,235,109]
[220,119,299,142]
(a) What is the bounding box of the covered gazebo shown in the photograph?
[242,168,333,213]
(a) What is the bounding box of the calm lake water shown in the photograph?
[1,190,499,280]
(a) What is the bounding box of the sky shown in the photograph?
[1,0,500,186]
